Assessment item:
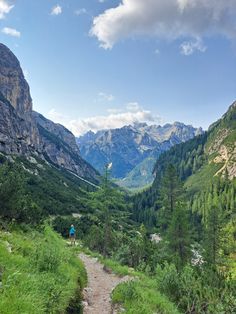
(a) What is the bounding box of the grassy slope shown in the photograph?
[185,104,236,194]
[2,154,97,216]
[115,157,156,190]
[0,225,86,313]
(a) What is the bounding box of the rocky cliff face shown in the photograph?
[0,43,98,182]
[77,122,203,179]
[0,44,40,154]
[207,102,236,179]
[33,112,98,181]
[0,44,32,114]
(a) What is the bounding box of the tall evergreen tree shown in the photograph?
[157,164,183,231]
[167,203,191,269]
[204,205,223,267]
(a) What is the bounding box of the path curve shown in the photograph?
[79,253,129,314]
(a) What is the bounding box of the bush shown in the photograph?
[156,262,236,313]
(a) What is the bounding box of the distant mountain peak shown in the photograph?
[77,121,203,183]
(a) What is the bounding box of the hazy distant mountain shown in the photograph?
[77,122,203,188]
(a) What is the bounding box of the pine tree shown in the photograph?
[204,205,223,267]
[0,163,25,220]
[166,202,191,269]
[157,164,183,231]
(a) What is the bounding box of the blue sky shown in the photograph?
[0,0,235,135]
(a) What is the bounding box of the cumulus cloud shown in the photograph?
[90,0,236,49]
[69,104,160,136]
[51,5,62,16]
[0,0,13,19]
[180,37,206,55]
[2,27,20,37]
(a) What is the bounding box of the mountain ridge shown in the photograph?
[77,121,203,187]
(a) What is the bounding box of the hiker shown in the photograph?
[69,224,76,246]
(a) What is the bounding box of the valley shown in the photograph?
[0,42,235,314]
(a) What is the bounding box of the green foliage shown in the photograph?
[203,205,224,267]
[0,163,43,224]
[157,164,184,231]
[0,156,98,221]
[153,133,207,182]
[166,204,191,268]
[129,105,236,313]
[156,263,236,313]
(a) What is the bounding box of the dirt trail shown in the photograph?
[79,253,129,314]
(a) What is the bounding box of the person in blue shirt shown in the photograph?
[69,224,76,246]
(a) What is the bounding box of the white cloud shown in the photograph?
[0,0,14,19]
[69,106,160,136]
[75,8,87,16]
[98,92,114,102]
[90,0,236,49]
[47,103,160,136]
[2,27,21,37]
[51,5,62,16]
[107,108,122,114]
[180,37,206,55]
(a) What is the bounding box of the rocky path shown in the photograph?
[79,253,129,314]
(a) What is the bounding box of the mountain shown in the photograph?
[0,44,40,154]
[122,102,236,189]
[32,111,98,181]
[0,43,98,182]
[77,122,203,187]
[153,101,236,188]
[133,101,236,224]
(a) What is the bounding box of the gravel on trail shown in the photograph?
[79,253,130,314]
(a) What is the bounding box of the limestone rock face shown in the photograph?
[33,112,98,181]
[0,95,39,154]
[0,44,32,114]
[0,43,40,153]
[33,112,80,155]
[0,43,98,182]
[207,101,236,180]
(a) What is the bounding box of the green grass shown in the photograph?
[0,225,86,314]
[112,277,181,314]
[185,162,223,194]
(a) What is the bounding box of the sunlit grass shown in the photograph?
[0,225,86,313]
